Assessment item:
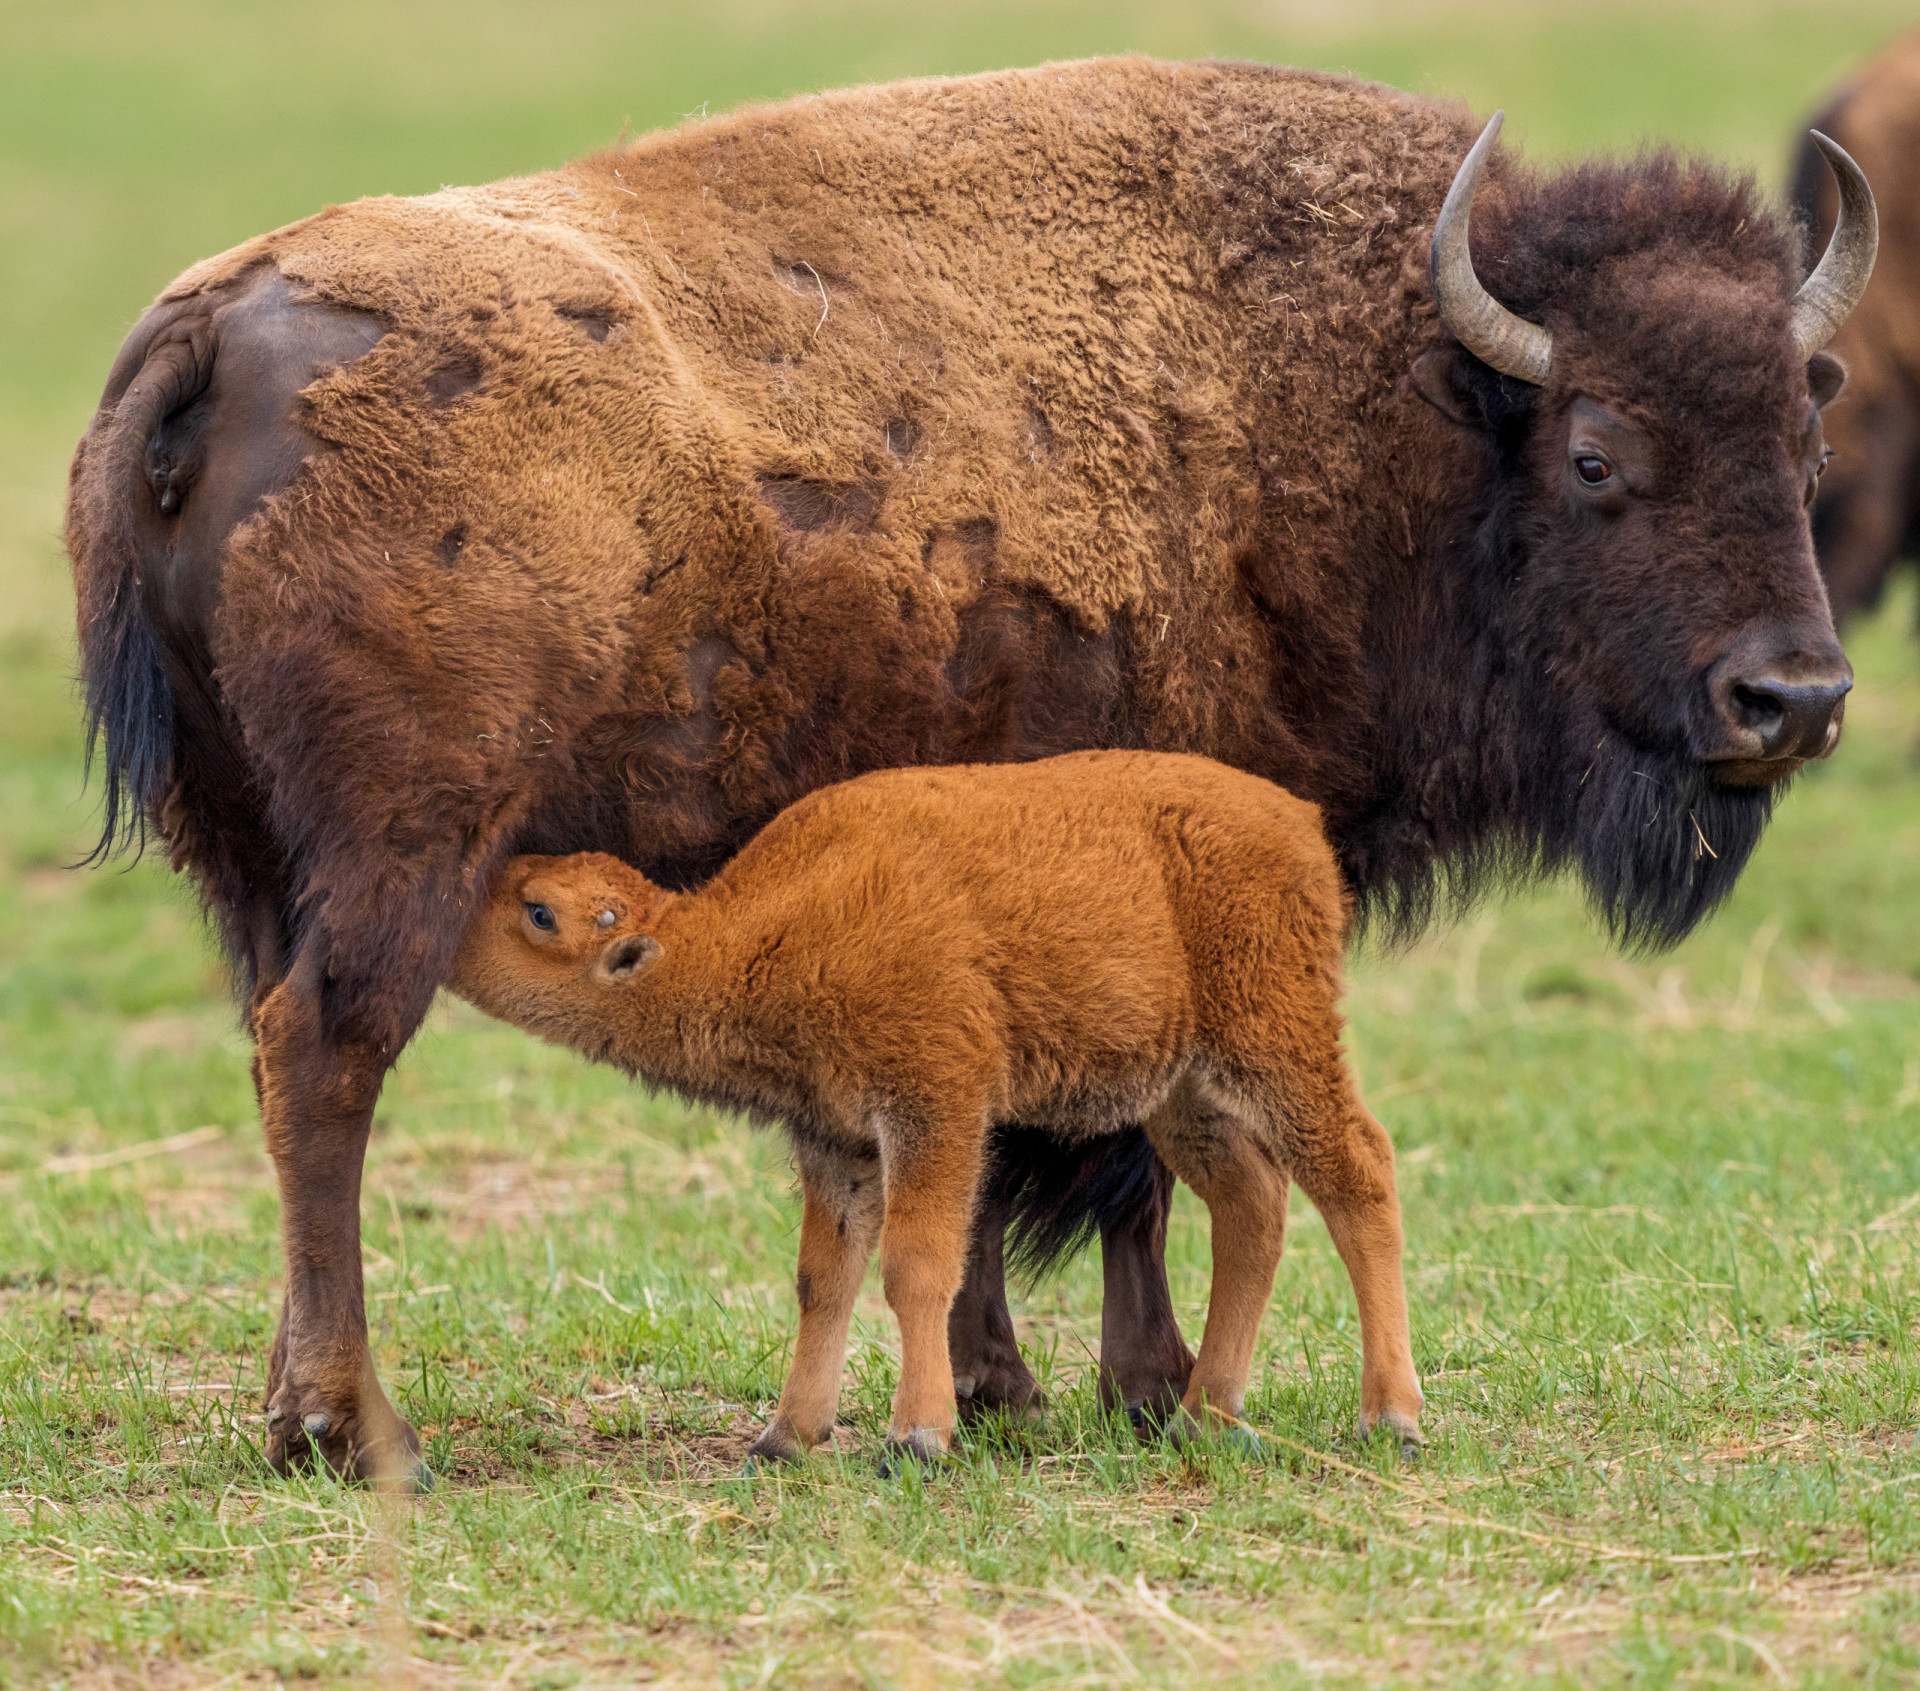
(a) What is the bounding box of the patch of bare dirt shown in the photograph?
[425,1157,628,1238]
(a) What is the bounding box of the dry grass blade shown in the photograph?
[41,1125,225,1175]
[1257,1431,1762,1565]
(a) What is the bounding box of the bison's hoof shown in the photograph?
[952,1362,1045,1430]
[1101,1369,1191,1437]
[1123,1395,1186,1435]
[264,1395,429,1490]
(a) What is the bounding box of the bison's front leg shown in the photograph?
[252,946,427,1486]
[1097,1155,1196,1427]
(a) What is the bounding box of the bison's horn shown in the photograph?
[1792,132,1878,357]
[1431,111,1553,386]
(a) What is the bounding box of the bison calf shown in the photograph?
[449,750,1423,1465]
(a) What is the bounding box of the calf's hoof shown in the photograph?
[877,1428,948,1479]
[1358,1405,1425,1463]
[743,1422,811,1471]
[1163,1407,1261,1456]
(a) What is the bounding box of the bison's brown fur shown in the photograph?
[450,752,1422,1463]
[70,58,1853,1481]
[1794,30,1920,623]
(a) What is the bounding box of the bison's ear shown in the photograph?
[1807,350,1847,408]
[1410,347,1495,430]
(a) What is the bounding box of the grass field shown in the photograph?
[5,2,1920,1685]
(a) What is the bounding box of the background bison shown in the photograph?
[70,56,1867,1487]
[1793,27,1920,629]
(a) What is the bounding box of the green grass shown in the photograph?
[4,3,1920,1685]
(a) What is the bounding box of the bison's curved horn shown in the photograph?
[1431,111,1553,386]
[1792,132,1878,357]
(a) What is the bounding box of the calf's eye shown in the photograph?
[1573,455,1612,487]
[526,903,557,933]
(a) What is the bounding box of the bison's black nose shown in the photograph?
[1705,634,1852,778]
[1727,674,1852,758]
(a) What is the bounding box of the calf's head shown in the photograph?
[1409,115,1875,944]
[448,852,665,1040]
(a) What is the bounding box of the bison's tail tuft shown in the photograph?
[987,1124,1163,1284]
[76,573,174,866]
[65,323,209,867]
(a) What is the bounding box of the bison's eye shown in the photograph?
[526,902,557,933]
[1817,448,1835,477]
[1573,455,1612,487]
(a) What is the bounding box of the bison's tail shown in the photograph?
[74,563,173,867]
[66,323,213,865]
[987,1124,1164,1284]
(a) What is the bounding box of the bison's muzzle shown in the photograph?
[1703,629,1853,784]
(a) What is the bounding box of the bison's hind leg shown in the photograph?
[254,946,431,1491]
[946,1151,1044,1430]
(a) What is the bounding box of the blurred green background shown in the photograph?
[4,5,1920,1685]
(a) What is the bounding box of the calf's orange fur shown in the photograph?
[449,750,1423,1463]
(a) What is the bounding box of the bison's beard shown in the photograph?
[1346,716,1778,956]
[1569,746,1778,952]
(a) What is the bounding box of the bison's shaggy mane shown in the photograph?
[1484,151,1798,331]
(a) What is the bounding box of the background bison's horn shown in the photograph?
[1792,131,1878,357]
[1430,111,1554,386]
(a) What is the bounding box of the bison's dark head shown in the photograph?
[1405,115,1875,948]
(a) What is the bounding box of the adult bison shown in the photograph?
[1792,29,1920,625]
[69,59,1870,1483]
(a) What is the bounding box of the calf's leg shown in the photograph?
[748,1143,885,1466]
[878,1113,989,1463]
[1145,1090,1291,1436]
[1289,1099,1424,1447]
[253,945,426,1485]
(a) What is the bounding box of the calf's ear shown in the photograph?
[1411,347,1494,429]
[1807,350,1847,408]
[595,933,663,983]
